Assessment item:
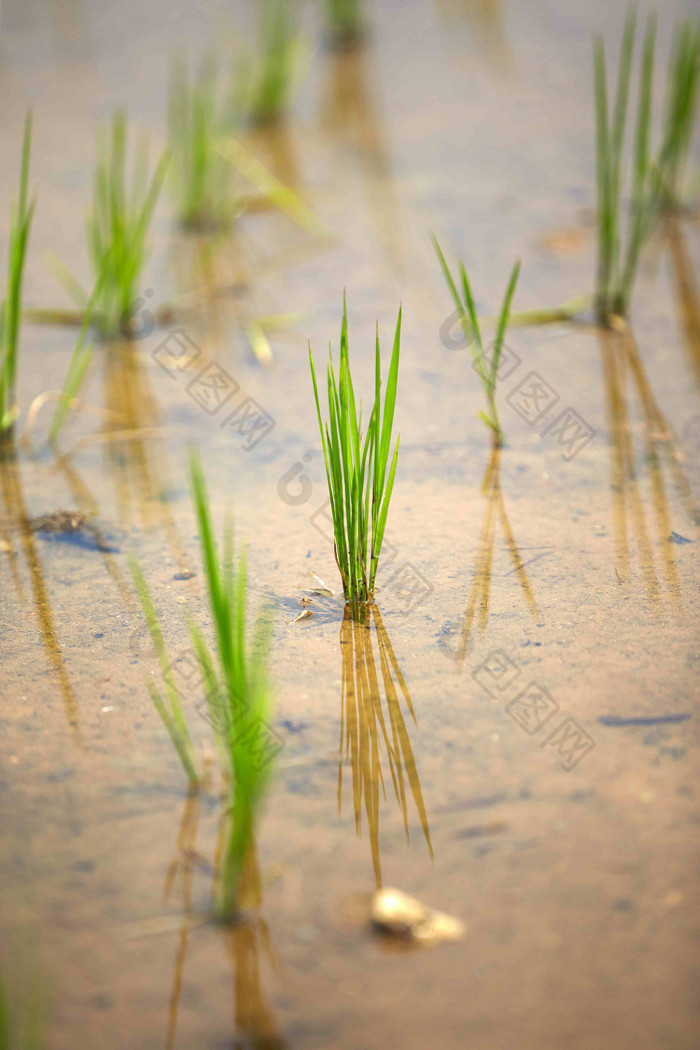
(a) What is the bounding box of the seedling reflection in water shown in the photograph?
[433,236,520,447]
[309,298,401,606]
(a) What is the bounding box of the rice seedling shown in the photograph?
[658,18,700,210]
[48,269,105,443]
[168,55,243,231]
[129,557,201,787]
[323,0,365,49]
[53,110,168,340]
[309,297,401,606]
[0,114,35,440]
[242,0,304,125]
[187,449,276,916]
[432,236,520,447]
[593,13,663,324]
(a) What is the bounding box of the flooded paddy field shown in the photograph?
[1,1,699,1047]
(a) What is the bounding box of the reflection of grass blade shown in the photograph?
[339,606,432,886]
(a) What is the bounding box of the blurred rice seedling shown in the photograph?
[52,110,168,340]
[309,297,401,605]
[323,0,365,49]
[129,450,277,914]
[433,236,520,447]
[0,114,35,440]
[590,14,699,323]
[594,14,658,323]
[659,18,700,210]
[242,0,304,125]
[168,55,243,231]
[188,449,276,916]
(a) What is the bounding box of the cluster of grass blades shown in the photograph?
[593,13,663,326]
[51,110,168,341]
[242,0,304,126]
[168,49,324,237]
[323,0,366,49]
[129,450,276,917]
[432,236,520,447]
[188,448,276,916]
[659,18,700,211]
[168,54,244,232]
[0,114,35,442]
[309,298,401,606]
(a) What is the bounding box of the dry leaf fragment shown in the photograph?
[306,570,334,596]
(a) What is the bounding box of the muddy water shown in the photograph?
[1,0,700,1047]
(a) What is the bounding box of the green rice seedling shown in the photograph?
[0,114,35,439]
[129,557,201,787]
[432,236,520,447]
[53,110,168,340]
[593,13,662,324]
[168,55,243,231]
[323,0,365,48]
[309,297,401,606]
[658,18,700,210]
[48,266,106,443]
[242,0,304,125]
[188,449,276,915]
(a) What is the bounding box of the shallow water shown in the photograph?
[1,1,699,1047]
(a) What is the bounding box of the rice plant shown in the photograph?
[168,55,243,231]
[243,0,304,125]
[324,0,365,49]
[309,297,401,606]
[594,13,662,324]
[188,449,276,916]
[48,270,105,442]
[53,111,168,340]
[0,114,35,439]
[432,236,520,447]
[659,18,700,210]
